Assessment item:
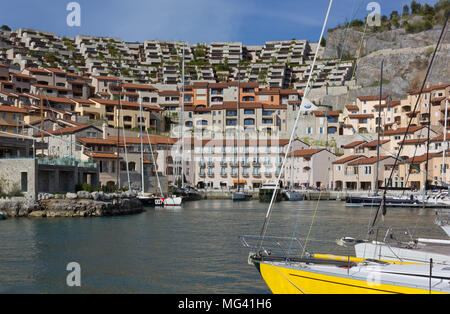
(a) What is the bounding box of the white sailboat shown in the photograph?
[243,0,450,294]
[137,93,181,207]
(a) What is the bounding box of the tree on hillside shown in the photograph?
[411,1,422,14]
[0,25,11,31]
[402,4,410,17]
[390,11,399,20]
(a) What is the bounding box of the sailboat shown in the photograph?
[436,208,450,237]
[243,0,450,294]
[172,42,200,203]
[339,16,450,266]
[232,62,252,202]
[136,94,164,207]
[284,146,306,201]
[136,94,181,207]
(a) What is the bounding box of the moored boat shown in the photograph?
[137,195,164,208]
[0,211,7,220]
[284,190,306,201]
[249,252,450,294]
[173,187,202,201]
[259,183,283,202]
[232,191,253,201]
[163,196,183,207]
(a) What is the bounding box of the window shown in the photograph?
[364,166,371,175]
[244,109,255,115]
[244,118,255,126]
[21,172,27,192]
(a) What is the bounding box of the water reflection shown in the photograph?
[0,200,446,293]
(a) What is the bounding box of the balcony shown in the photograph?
[230,161,239,167]
[207,161,215,168]
[199,161,206,168]
[252,161,261,167]
[220,160,228,167]
[241,161,250,167]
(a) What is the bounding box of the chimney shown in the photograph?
[102,122,107,140]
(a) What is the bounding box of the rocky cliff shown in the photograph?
[322,25,449,107]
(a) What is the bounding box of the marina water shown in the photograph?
[0,199,446,293]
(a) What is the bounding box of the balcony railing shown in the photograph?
[37,157,97,168]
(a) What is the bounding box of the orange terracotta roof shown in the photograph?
[313,110,340,117]
[25,67,51,75]
[287,148,326,158]
[383,126,425,136]
[360,139,390,148]
[122,83,157,90]
[408,83,450,95]
[78,137,117,145]
[348,156,392,165]
[357,95,389,101]
[430,133,450,142]
[401,138,428,145]
[343,141,366,149]
[93,75,120,81]
[348,114,374,119]
[84,152,121,159]
[0,105,28,113]
[345,105,359,111]
[108,135,178,146]
[333,155,365,164]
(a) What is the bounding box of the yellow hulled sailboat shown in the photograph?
[249,253,450,294]
[243,0,450,294]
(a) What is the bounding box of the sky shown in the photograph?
[0,0,440,45]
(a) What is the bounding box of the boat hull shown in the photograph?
[284,191,305,201]
[259,189,283,203]
[164,197,183,206]
[253,257,449,294]
[354,242,450,265]
[138,196,164,208]
[344,196,447,208]
[232,192,252,201]
[174,188,202,201]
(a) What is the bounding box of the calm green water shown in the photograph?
[0,200,446,294]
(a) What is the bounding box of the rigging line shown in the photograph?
[145,128,164,197]
[258,0,334,248]
[301,190,323,259]
[118,100,131,192]
[286,0,366,252]
[370,12,450,231]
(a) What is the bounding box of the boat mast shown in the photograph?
[40,89,44,157]
[259,0,333,242]
[139,93,145,196]
[237,61,241,192]
[442,99,448,187]
[181,42,185,189]
[375,60,384,195]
